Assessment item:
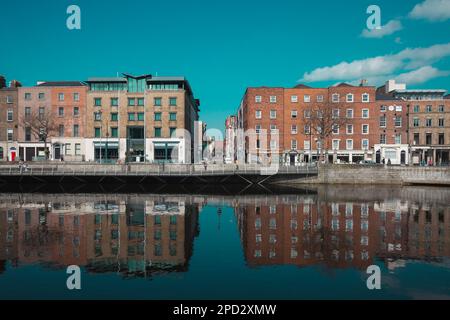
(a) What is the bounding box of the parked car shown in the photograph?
[359,160,377,165]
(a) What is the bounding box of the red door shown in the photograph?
[11,151,16,161]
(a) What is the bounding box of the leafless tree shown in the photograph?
[304,105,348,163]
[20,109,58,160]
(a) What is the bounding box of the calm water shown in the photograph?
[0,185,449,300]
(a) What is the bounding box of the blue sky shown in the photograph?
[1,0,449,133]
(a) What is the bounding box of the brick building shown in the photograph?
[0,76,21,161]
[236,82,378,165]
[36,81,88,161]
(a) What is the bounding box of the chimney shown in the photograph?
[360,79,368,87]
[9,80,22,88]
[36,81,46,86]
[0,76,6,89]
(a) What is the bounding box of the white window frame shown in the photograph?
[346,124,353,135]
[255,125,261,134]
[332,124,339,135]
[291,140,297,150]
[332,139,340,150]
[255,110,262,119]
[7,129,13,142]
[269,96,277,103]
[6,109,13,122]
[58,93,64,101]
[6,96,13,104]
[291,110,298,118]
[291,125,297,134]
[362,139,369,150]
[332,93,339,103]
[362,124,369,135]
[317,95,324,102]
[346,93,354,103]
[346,108,354,119]
[362,109,369,119]
[291,95,298,103]
[362,93,370,103]
[304,95,311,103]
[270,110,277,119]
[346,139,353,150]
[255,95,262,103]
[270,124,277,133]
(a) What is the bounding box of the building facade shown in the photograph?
[224,115,237,164]
[85,74,200,163]
[0,76,21,161]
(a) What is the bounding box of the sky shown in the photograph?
[1,0,450,134]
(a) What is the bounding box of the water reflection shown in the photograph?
[0,185,449,283]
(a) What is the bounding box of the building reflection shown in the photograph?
[0,196,200,278]
[235,190,450,270]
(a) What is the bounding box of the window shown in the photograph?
[317,95,324,102]
[25,127,31,142]
[137,98,144,106]
[426,118,432,127]
[426,105,432,112]
[362,124,369,134]
[346,124,353,134]
[73,93,79,101]
[7,109,13,121]
[291,110,298,118]
[25,93,31,100]
[128,98,136,106]
[291,125,297,134]
[169,97,177,106]
[332,109,339,119]
[154,97,162,106]
[270,110,276,119]
[154,127,161,137]
[426,133,432,145]
[346,109,353,118]
[413,133,419,145]
[73,107,79,117]
[6,95,13,103]
[395,134,401,144]
[291,95,298,103]
[362,109,369,118]
[128,113,135,121]
[111,113,118,121]
[362,139,369,150]
[154,112,162,121]
[58,93,64,101]
[94,128,102,138]
[94,98,102,106]
[137,113,144,121]
[58,125,65,137]
[304,110,311,118]
[255,110,262,119]
[39,107,45,119]
[346,139,353,150]
[438,133,445,145]
[7,129,13,142]
[394,116,402,127]
[65,143,71,155]
[291,140,297,149]
[94,112,102,121]
[75,143,81,155]
[73,125,79,137]
[380,105,386,112]
[255,95,262,103]
[438,118,444,127]
[269,96,277,103]
[304,95,310,102]
[270,140,277,149]
[304,125,310,135]
[362,93,369,102]
[25,107,31,119]
[379,115,386,127]
[169,113,177,121]
[38,92,45,100]
[380,134,386,144]
[413,105,420,112]
[58,107,64,117]
[110,97,119,107]
[304,140,310,150]
[270,124,277,133]
[169,127,176,136]
[332,139,340,150]
[413,117,419,127]
[111,127,118,138]
[332,93,339,103]
[438,105,444,112]
[332,124,339,134]
[346,93,354,102]
[255,125,261,134]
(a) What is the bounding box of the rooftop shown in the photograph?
[394,89,447,94]
[37,81,86,87]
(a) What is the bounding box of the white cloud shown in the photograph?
[300,42,450,84]
[409,0,450,21]
[395,66,449,84]
[361,20,403,38]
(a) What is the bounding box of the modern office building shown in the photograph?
[85,74,200,163]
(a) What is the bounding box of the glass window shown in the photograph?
[110,98,118,106]
[269,96,277,103]
[291,95,298,103]
[395,116,402,127]
[94,128,101,138]
[94,112,102,121]
[25,93,32,100]
[346,124,353,134]
[111,113,118,121]
[58,107,64,117]
[362,109,369,118]
[255,95,262,103]
[304,95,310,102]
[346,94,354,102]
[362,124,369,134]
[362,139,369,150]
[111,127,118,138]
[128,113,135,121]
[128,98,136,106]
[65,143,71,155]
[154,112,162,121]
[59,125,65,138]
[94,98,102,106]
[426,105,432,112]
[438,105,444,112]
[7,109,13,121]
[413,105,420,112]
[332,94,339,102]
[255,110,262,119]
[154,127,161,137]
[346,139,353,150]
[137,98,144,106]
[137,113,144,121]
[7,129,13,142]
[413,117,419,127]
[73,125,79,137]
[362,93,369,102]
[270,110,276,119]
[169,113,177,121]
[169,97,177,106]
[58,93,64,101]
[291,110,297,118]
[73,107,79,116]
[346,109,353,118]
[317,95,324,102]
[154,97,162,106]
[73,93,80,101]
[169,127,176,136]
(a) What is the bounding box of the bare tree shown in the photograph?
[21,109,58,160]
[304,105,348,163]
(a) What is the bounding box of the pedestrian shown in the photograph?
[387,158,391,166]
[382,158,385,165]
